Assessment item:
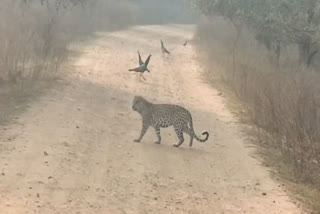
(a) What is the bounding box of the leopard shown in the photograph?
[132,96,209,147]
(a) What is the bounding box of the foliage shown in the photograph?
[195,17,320,211]
[0,0,137,83]
[190,0,320,66]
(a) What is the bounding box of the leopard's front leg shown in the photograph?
[154,126,161,144]
[134,121,149,143]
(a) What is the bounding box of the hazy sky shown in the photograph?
[131,0,198,24]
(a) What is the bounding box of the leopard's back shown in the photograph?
[150,104,191,128]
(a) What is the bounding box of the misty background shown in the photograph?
[132,0,197,24]
[0,0,196,84]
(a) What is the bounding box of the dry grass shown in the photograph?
[195,17,320,212]
[0,0,137,86]
[0,0,138,125]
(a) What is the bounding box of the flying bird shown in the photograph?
[160,40,170,56]
[129,53,152,81]
[183,40,188,46]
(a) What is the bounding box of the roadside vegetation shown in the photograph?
[0,0,137,87]
[190,0,320,211]
[0,0,193,89]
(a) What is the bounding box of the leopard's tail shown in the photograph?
[195,131,209,142]
[189,119,209,142]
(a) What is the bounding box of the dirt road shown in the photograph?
[0,25,303,214]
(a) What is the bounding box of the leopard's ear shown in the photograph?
[133,96,141,105]
[134,96,143,101]
[133,95,140,101]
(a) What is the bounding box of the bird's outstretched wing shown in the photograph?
[137,51,144,66]
[144,54,152,67]
[129,66,142,72]
[164,48,170,54]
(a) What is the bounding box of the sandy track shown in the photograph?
[0,25,303,214]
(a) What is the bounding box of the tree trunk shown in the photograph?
[307,50,318,67]
[274,40,281,68]
[298,40,311,66]
[299,40,318,68]
[231,19,242,81]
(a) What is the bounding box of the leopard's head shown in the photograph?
[132,96,148,113]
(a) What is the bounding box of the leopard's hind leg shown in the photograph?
[183,125,194,147]
[173,120,185,147]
